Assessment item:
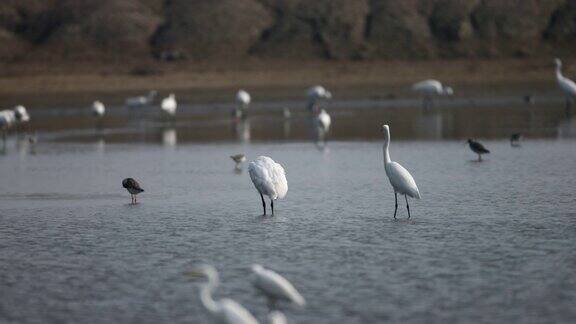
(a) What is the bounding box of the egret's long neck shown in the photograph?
[383,132,391,165]
[556,63,563,81]
[199,273,219,314]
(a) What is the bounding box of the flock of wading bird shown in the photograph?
[3,58,576,323]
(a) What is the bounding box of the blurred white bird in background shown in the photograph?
[248,156,288,215]
[92,100,105,118]
[234,89,251,119]
[306,85,331,112]
[0,109,16,143]
[187,264,259,324]
[412,79,453,109]
[161,93,178,117]
[126,90,157,108]
[382,125,421,219]
[314,109,331,144]
[252,264,306,309]
[554,58,576,110]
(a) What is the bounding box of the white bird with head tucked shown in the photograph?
[251,264,305,309]
[92,101,105,118]
[161,93,177,116]
[554,58,576,110]
[187,264,259,324]
[412,79,453,109]
[248,156,288,215]
[382,125,420,219]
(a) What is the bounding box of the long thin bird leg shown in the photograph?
[394,192,398,219]
[271,199,274,215]
[260,193,266,215]
[405,195,411,219]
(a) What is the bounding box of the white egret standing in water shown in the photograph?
[248,156,288,215]
[412,79,453,109]
[161,93,177,117]
[187,264,259,324]
[554,58,576,110]
[252,264,306,308]
[306,85,331,112]
[382,125,421,219]
[235,90,251,119]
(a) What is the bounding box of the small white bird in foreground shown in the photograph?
[306,85,331,111]
[252,264,306,308]
[248,156,288,215]
[187,264,259,324]
[161,93,177,116]
[554,58,576,109]
[382,125,421,219]
[92,101,105,117]
[412,79,453,109]
[314,109,331,143]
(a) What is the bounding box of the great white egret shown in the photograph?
[92,101,105,118]
[252,264,306,308]
[554,58,576,110]
[382,125,421,219]
[161,93,177,116]
[126,90,157,108]
[248,156,288,215]
[467,139,490,161]
[122,178,144,204]
[187,264,259,324]
[412,79,453,109]
[306,85,331,112]
[235,90,251,119]
[314,109,331,143]
[231,154,246,169]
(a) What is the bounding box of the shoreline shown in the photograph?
[0,59,562,107]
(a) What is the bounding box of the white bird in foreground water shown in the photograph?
[161,93,177,116]
[554,58,576,109]
[187,264,259,324]
[412,79,453,109]
[252,264,306,308]
[92,100,105,117]
[382,125,421,219]
[306,85,331,111]
[248,156,288,215]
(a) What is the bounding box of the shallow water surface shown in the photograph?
[1,100,576,323]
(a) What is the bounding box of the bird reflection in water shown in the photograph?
[162,128,177,146]
[232,118,251,143]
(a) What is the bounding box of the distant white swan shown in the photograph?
[161,93,177,116]
[126,90,157,108]
[554,58,576,109]
[252,264,306,308]
[248,156,288,215]
[412,79,453,109]
[92,101,105,117]
[306,85,332,111]
[382,125,421,219]
[188,264,259,324]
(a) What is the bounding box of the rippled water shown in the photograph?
[1,99,576,323]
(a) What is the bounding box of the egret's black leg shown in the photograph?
[260,193,266,215]
[271,199,274,215]
[394,192,398,219]
[405,195,411,219]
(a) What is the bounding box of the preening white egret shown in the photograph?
[248,156,288,215]
[382,125,421,219]
[252,264,305,308]
[234,90,251,119]
[161,93,177,116]
[554,58,576,110]
[122,178,144,204]
[187,264,259,324]
[92,101,105,117]
[412,79,453,109]
[467,139,490,161]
